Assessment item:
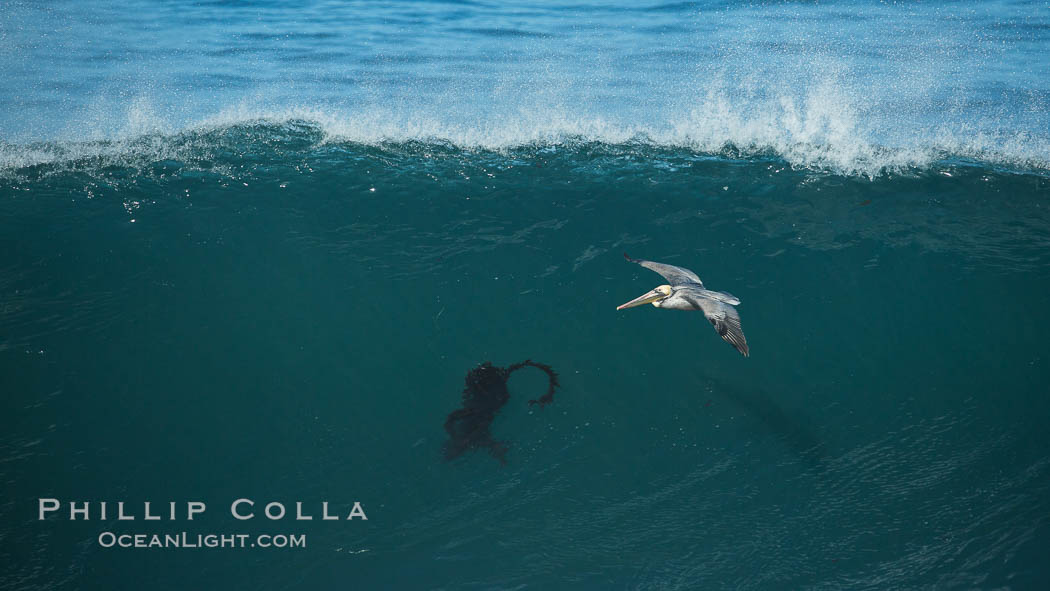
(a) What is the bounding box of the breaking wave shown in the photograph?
[3,83,1048,179]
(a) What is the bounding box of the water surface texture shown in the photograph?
[2,1,1050,589]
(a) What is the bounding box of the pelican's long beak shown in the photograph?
[617,288,665,310]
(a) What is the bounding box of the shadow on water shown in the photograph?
[692,370,828,468]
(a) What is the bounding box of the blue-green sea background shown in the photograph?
[3,1,1050,589]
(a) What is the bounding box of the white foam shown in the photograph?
[3,79,1048,178]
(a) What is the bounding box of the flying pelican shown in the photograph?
[617,253,749,357]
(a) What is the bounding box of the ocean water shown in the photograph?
[3,1,1050,589]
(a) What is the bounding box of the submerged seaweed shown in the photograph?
[442,360,559,464]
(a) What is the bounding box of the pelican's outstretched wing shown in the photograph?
[696,298,749,357]
[623,253,703,287]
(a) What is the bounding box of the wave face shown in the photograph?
[2,0,1050,176]
[4,2,1050,590]
[3,121,1050,589]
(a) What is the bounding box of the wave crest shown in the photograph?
[2,97,1048,179]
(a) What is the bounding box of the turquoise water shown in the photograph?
[3,1,1050,589]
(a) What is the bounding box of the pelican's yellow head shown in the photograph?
[616,284,672,310]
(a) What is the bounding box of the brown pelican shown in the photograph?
[617,253,749,357]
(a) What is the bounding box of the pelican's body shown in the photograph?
[617,253,749,357]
